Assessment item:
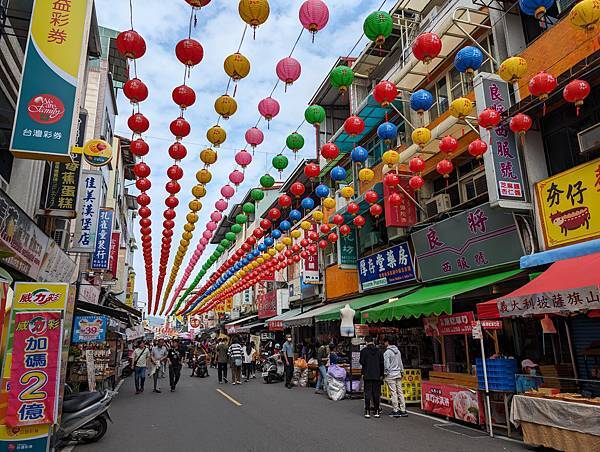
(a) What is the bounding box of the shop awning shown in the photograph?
[284,304,333,327]
[265,308,304,331]
[519,238,600,269]
[477,253,600,319]
[224,315,257,333]
[362,269,522,323]
[316,286,418,322]
[236,321,265,334]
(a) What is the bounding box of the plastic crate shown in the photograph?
[476,358,517,392]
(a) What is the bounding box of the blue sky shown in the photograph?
[95,0,385,313]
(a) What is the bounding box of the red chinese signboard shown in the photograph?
[6,311,62,427]
[268,320,284,331]
[107,232,120,277]
[384,173,417,228]
[257,291,277,319]
[421,381,483,425]
[423,312,475,336]
[480,319,502,330]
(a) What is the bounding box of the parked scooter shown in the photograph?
[262,355,284,383]
[54,389,116,447]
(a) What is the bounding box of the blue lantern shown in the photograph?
[241,258,248,265]
[279,220,291,231]
[330,166,347,182]
[289,209,302,222]
[301,197,315,210]
[377,122,397,142]
[351,146,368,164]
[271,229,282,239]
[315,184,330,198]
[519,0,554,18]
[410,89,434,113]
[252,249,260,257]
[258,243,267,252]
[264,237,274,246]
[454,46,483,74]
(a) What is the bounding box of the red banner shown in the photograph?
[423,312,475,336]
[107,232,120,277]
[480,319,502,330]
[257,291,277,319]
[6,311,62,427]
[384,172,417,227]
[421,381,483,425]
[268,320,284,331]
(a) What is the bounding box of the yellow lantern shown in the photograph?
[340,185,355,200]
[312,211,324,223]
[498,57,528,83]
[262,253,270,260]
[251,261,259,269]
[192,184,207,198]
[275,243,285,252]
[382,150,400,167]
[239,270,246,277]
[449,97,473,119]
[206,125,226,147]
[282,237,292,246]
[214,94,238,119]
[359,168,375,182]
[290,230,301,239]
[184,223,195,232]
[196,169,212,184]
[569,0,600,32]
[224,52,251,81]
[256,257,265,264]
[200,148,217,166]
[182,231,193,241]
[300,220,312,230]
[268,248,276,256]
[188,200,202,212]
[186,213,198,224]
[411,127,431,148]
[239,0,270,29]
[323,197,336,210]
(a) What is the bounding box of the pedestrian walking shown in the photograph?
[216,337,229,384]
[315,341,329,394]
[228,336,244,385]
[243,341,254,382]
[383,335,408,418]
[281,334,295,389]
[132,341,150,394]
[150,338,168,393]
[167,340,183,392]
[359,336,384,418]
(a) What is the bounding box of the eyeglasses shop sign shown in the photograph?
[358,242,416,291]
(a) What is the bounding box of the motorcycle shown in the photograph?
[262,355,284,384]
[53,389,116,447]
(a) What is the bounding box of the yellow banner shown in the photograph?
[535,158,600,249]
[12,282,69,311]
[125,272,135,307]
[224,297,233,313]
[214,301,225,314]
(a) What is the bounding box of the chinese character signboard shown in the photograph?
[125,272,135,307]
[6,311,62,427]
[411,203,523,281]
[107,232,120,277]
[10,0,93,161]
[72,170,102,252]
[384,175,417,227]
[535,158,600,249]
[302,225,320,284]
[91,208,113,269]
[72,316,107,343]
[337,226,357,268]
[44,151,81,214]
[421,381,484,425]
[257,291,277,319]
[358,242,416,291]
[13,282,69,311]
[423,312,475,336]
[474,73,528,208]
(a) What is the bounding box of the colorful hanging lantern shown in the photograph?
[304,162,320,179]
[330,166,347,182]
[276,57,302,89]
[196,169,212,184]
[239,0,270,31]
[221,184,235,199]
[304,105,326,126]
[224,53,251,81]
[363,11,393,45]
[409,175,424,190]
[509,113,533,138]
[365,190,378,204]
[242,202,255,215]
[412,32,442,64]
[369,204,383,218]
[344,115,365,136]
[332,214,344,225]
[186,0,211,7]
[412,127,431,148]
[134,162,151,178]
[116,30,146,59]
[436,159,454,178]
[258,97,280,124]
[339,224,351,236]
[529,71,557,101]
[377,122,397,143]
[384,172,400,187]
[299,0,329,37]
[272,154,289,173]
[569,0,600,32]
[454,46,484,74]
[410,89,434,114]
[353,215,366,228]
[373,80,398,107]
[245,127,264,149]
[382,150,400,167]
[478,108,501,132]
[300,220,312,231]
[128,113,149,134]
[320,224,331,235]
[192,183,206,198]
[359,168,375,182]
[290,182,306,197]
[172,84,195,109]
[302,197,315,210]
[278,194,292,208]
[166,165,182,180]
[214,94,238,119]
[449,97,473,119]
[498,56,528,83]
[124,78,148,103]
[234,150,253,168]
[315,184,330,198]
[519,0,554,19]
[170,116,191,139]
[347,202,359,216]
[340,185,354,199]
[388,193,403,207]
[351,146,369,165]
[321,142,339,160]
[268,207,281,220]
[260,174,275,188]
[207,125,226,147]
[330,65,354,93]
[131,138,149,156]
[286,132,305,154]
[408,156,425,173]
[176,38,204,67]
[251,189,265,202]
[563,79,591,115]
[322,197,336,209]
[468,139,488,159]
[439,135,458,155]
[200,148,217,166]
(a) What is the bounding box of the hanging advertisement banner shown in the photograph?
[38,238,77,283]
[44,151,82,215]
[125,272,135,307]
[71,170,103,252]
[535,158,600,249]
[72,316,107,343]
[337,226,357,268]
[421,381,484,425]
[82,139,113,167]
[6,311,63,427]
[358,242,416,291]
[10,0,93,161]
[91,208,113,270]
[302,225,320,284]
[423,312,475,336]
[78,283,100,305]
[0,424,51,451]
[12,282,69,311]
[257,291,277,319]
[107,232,121,277]
[384,174,417,227]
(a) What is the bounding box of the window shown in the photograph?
[102,108,113,143]
[479,35,497,74]
[429,76,449,123]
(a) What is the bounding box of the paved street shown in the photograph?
[74,370,525,452]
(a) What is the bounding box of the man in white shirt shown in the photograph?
[150,339,168,393]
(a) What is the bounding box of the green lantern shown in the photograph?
[220,239,230,248]
[250,188,264,202]
[225,232,236,241]
[216,245,225,253]
[286,132,305,154]
[272,154,289,173]
[214,251,222,258]
[330,65,354,93]
[235,214,247,224]
[363,11,393,45]
[260,174,275,188]
[242,202,255,215]
[231,224,243,234]
[304,105,326,126]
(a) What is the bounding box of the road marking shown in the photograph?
[380,402,450,424]
[216,389,242,407]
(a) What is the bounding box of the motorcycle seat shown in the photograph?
[63,391,103,413]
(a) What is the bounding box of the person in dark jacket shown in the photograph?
[359,336,384,418]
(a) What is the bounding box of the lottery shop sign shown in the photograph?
[6,311,62,427]
[72,316,107,343]
[13,282,69,311]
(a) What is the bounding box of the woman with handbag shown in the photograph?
[228,336,244,385]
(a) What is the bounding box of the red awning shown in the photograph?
[477,253,600,319]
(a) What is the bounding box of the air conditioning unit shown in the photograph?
[425,194,451,218]
[577,123,600,154]
[52,218,70,249]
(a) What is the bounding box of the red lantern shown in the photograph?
[300,251,309,260]
[388,192,403,207]
[139,218,151,228]
[291,244,301,253]
[364,190,378,204]
[168,142,187,160]
[133,162,151,178]
[409,175,424,190]
[136,178,151,191]
[116,30,146,59]
[321,142,339,160]
[300,238,309,248]
[347,202,359,215]
[320,223,331,234]
[318,240,328,250]
[344,115,365,136]
[164,209,176,220]
[308,244,318,254]
[260,219,272,230]
[328,233,338,243]
[172,84,196,109]
[167,165,183,180]
[268,208,281,220]
[140,226,152,236]
[478,108,501,131]
[304,162,320,179]
[408,156,425,173]
[123,78,148,103]
[529,71,557,101]
[384,172,400,187]
[163,220,174,229]
[439,135,458,155]
[563,79,591,116]
[175,38,204,67]
[278,194,292,208]
[137,193,151,206]
[165,180,181,194]
[339,224,351,236]
[509,113,533,138]
[353,215,366,228]
[170,117,191,139]
[165,196,178,208]
[467,139,488,159]
[131,138,149,156]
[128,113,149,134]
[369,204,383,218]
[290,182,306,197]
[138,206,151,218]
[436,159,454,178]
[332,214,344,225]
[373,80,398,107]
[308,231,319,241]
[412,32,442,63]
[242,243,251,252]
[253,228,264,239]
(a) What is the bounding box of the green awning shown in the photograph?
[361,269,522,323]
[316,286,418,322]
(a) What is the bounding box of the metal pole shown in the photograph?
[564,318,579,380]
[479,335,494,437]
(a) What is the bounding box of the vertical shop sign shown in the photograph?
[535,157,600,249]
[384,174,417,227]
[107,232,120,277]
[302,224,320,284]
[474,73,528,208]
[358,242,416,291]
[257,291,277,319]
[10,0,93,161]
[72,170,102,252]
[6,311,62,427]
[337,226,357,268]
[91,208,113,269]
[125,272,135,307]
[44,151,82,214]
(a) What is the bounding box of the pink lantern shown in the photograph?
[207,221,217,231]
[221,184,235,199]
[299,0,329,39]
[215,199,228,211]
[235,149,253,168]
[229,169,244,186]
[202,230,212,239]
[210,211,222,222]
[258,97,280,125]
[200,237,209,245]
[276,57,301,90]
[245,127,264,149]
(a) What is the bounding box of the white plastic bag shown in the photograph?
[327,377,346,401]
